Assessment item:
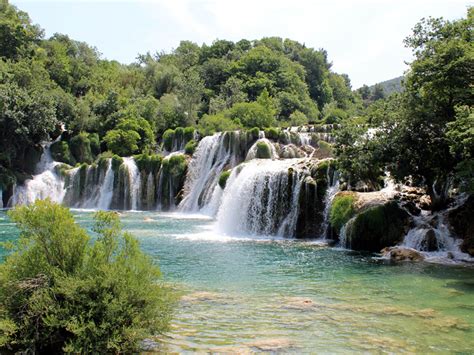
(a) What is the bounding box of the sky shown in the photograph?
[12,0,471,88]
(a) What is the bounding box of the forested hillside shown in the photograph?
[0,1,364,190]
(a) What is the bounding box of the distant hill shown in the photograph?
[369,76,404,95]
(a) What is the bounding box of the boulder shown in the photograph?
[447,196,474,256]
[345,201,411,252]
[382,247,425,262]
[421,229,438,252]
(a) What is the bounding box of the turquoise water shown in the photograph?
[1,210,473,353]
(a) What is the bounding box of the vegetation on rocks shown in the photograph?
[329,193,356,231]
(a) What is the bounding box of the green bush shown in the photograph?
[50,140,76,165]
[162,129,175,151]
[329,193,356,231]
[184,139,198,155]
[69,132,94,163]
[104,129,140,157]
[0,200,175,353]
[162,154,187,180]
[247,127,260,142]
[318,141,334,157]
[218,170,231,189]
[256,141,272,159]
[88,132,101,156]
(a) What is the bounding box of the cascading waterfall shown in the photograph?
[216,159,306,236]
[9,144,65,206]
[179,132,241,212]
[321,169,340,239]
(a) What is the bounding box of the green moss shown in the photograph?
[134,153,163,175]
[111,155,123,172]
[183,127,195,142]
[256,141,272,159]
[264,127,280,141]
[50,141,76,166]
[329,193,356,231]
[174,127,184,144]
[278,131,289,144]
[162,129,175,151]
[346,201,410,252]
[218,170,231,189]
[184,139,198,155]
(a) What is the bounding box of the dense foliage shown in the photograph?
[0,200,175,352]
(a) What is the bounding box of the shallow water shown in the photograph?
[1,210,473,353]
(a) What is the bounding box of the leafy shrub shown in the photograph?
[104,129,140,156]
[184,139,198,155]
[198,113,239,136]
[0,200,175,353]
[218,170,231,189]
[50,140,76,165]
[329,193,356,231]
[69,132,94,163]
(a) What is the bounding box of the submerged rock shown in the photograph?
[381,247,425,262]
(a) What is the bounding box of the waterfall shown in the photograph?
[122,157,141,210]
[321,168,340,239]
[179,132,240,212]
[215,159,305,236]
[0,188,3,209]
[9,144,65,206]
[97,159,114,210]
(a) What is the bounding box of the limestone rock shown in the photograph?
[382,247,425,262]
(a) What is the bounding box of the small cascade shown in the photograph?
[97,159,114,209]
[9,144,65,206]
[0,188,3,209]
[400,198,474,262]
[216,159,306,236]
[321,169,340,239]
[122,157,141,210]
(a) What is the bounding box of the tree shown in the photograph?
[0,200,175,353]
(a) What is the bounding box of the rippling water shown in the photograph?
[1,210,473,353]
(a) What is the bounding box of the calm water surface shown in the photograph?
[1,210,473,353]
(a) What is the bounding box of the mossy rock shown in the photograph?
[184,139,198,155]
[162,154,187,180]
[111,155,123,172]
[134,153,163,175]
[264,127,280,141]
[345,201,410,252]
[183,127,195,142]
[23,145,43,174]
[50,141,76,166]
[247,127,260,142]
[256,141,272,159]
[329,192,357,231]
[54,163,72,178]
[162,129,175,151]
[218,170,231,189]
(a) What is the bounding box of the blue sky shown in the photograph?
[12,0,471,88]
